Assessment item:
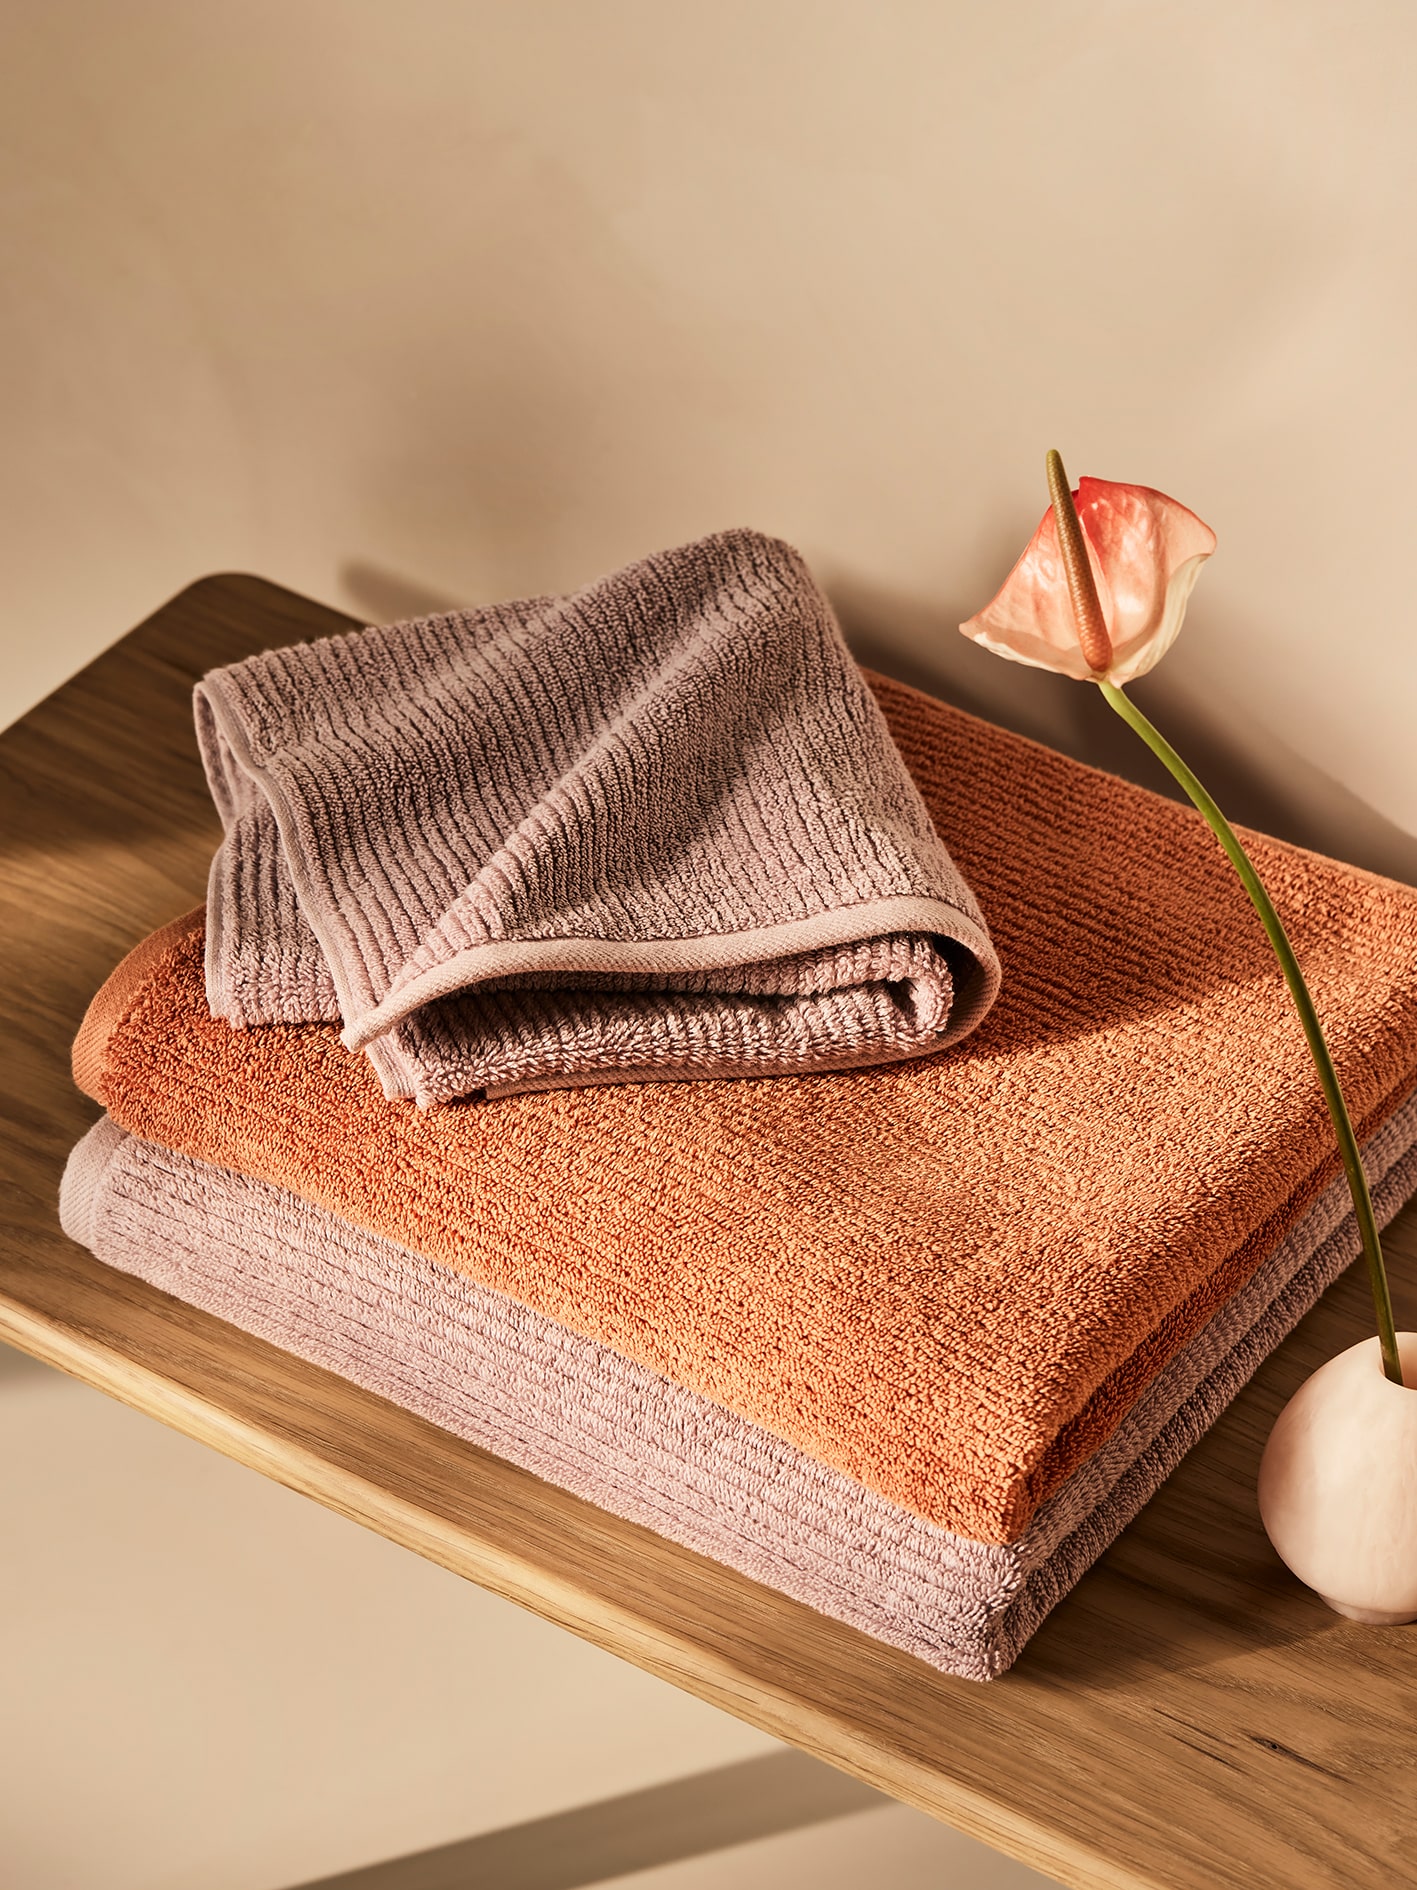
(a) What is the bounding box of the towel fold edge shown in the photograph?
[73,906,206,1103]
[344,893,1002,1055]
[56,1111,128,1250]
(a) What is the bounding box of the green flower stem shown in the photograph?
[1099,678,1403,1385]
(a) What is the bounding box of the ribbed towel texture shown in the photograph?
[196,529,1000,1103]
[74,673,1417,1552]
[60,1094,1417,1679]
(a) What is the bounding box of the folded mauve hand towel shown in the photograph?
[60,1098,1417,1678]
[77,675,1417,1546]
[196,529,1000,1104]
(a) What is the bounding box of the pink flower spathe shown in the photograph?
[961,477,1217,684]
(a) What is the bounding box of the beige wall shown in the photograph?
[4,2,1416,875]
[4,10,1410,1880]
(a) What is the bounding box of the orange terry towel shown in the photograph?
[75,675,1417,1547]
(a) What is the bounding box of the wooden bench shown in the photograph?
[3,574,1414,1890]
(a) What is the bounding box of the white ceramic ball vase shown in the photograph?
[1258,1333,1417,1623]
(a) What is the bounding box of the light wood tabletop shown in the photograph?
[2,575,1415,1890]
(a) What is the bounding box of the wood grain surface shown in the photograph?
[2,574,1415,1890]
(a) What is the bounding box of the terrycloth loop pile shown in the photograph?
[61,533,1417,1679]
[60,1098,1417,1679]
[197,529,999,1103]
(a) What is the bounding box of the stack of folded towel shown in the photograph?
[61,529,1417,1680]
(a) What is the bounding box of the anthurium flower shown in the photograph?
[960,474,1217,684]
[957,449,1404,1391]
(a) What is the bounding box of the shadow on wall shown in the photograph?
[288,1747,884,1890]
[831,572,1417,891]
[0,1343,55,1390]
[338,557,1417,890]
[339,563,469,628]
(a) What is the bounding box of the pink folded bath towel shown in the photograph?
[61,1095,1417,1678]
[197,529,999,1104]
